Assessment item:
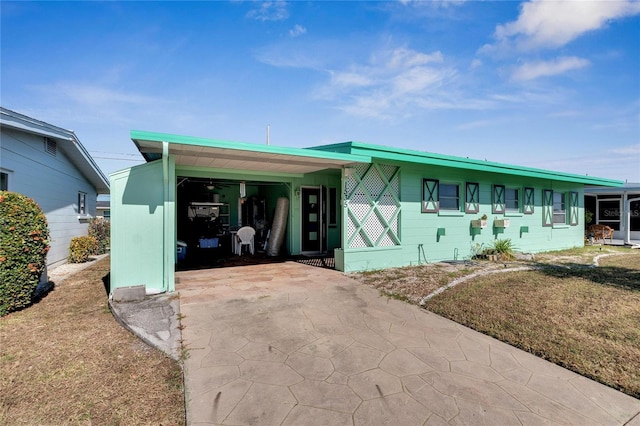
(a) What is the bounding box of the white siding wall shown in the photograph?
[1,127,97,268]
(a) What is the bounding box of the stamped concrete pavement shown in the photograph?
[177,261,640,426]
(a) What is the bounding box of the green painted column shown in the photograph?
[162,142,176,293]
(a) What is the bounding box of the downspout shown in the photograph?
[162,141,170,293]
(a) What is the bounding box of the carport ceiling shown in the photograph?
[132,131,370,175]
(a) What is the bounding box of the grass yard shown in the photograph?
[0,257,185,425]
[423,250,640,399]
[353,246,640,398]
[353,261,494,304]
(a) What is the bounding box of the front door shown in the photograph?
[301,186,326,253]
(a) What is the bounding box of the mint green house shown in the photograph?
[110,130,620,295]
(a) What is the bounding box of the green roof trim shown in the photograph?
[131,130,622,187]
[311,141,623,187]
[131,130,371,164]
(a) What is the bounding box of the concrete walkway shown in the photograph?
[177,262,640,426]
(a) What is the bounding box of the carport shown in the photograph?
[110,131,369,296]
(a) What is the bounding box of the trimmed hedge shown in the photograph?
[68,236,98,263]
[0,191,50,316]
[88,217,110,254]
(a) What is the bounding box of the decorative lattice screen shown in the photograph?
[344,163,400,248]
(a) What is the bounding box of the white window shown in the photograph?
[505,188,520,212]
[439,183,460,211]
[553,192,566,224]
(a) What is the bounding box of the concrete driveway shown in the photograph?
[177,261,640,425]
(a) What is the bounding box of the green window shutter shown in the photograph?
[569,191,579,226]
[524,187,534,214]
[465,182,480,213]
[492,185,505,214]
[422,179,439,213]
[542,189,553,227]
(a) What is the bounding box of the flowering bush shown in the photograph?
[68,236,99,263]
[0,191,50,316]
[88,217,110,254]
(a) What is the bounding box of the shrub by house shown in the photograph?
[88,217,110,254]
[68,236,99,263]
[0,191,50,316]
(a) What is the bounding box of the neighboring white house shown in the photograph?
[96,199,111,221]
[0,107,110,268]
[585,183,640,245]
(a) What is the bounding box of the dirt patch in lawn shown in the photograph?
[0,257,185,425]
[351,261,503,303]
[352,248,640,398]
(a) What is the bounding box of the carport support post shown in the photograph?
[162,141,176,293]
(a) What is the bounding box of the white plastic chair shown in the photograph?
[235,226,256,255]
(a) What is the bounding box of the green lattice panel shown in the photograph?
[345,163,400,248]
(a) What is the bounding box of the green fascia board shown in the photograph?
[132,131,622,187]
[131,130,371,165]
[308,142,355,154]
[311,141,623,187]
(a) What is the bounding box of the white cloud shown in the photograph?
[456,119,494,130]
[387,48,443,69]
[511,56,590,81]
[317,47,463,118]
[392,66,445,94]
[28,81,163,127]
[341,93,393,119]
[289,24,306,37]
[246,1,289,22]
[330,71,373,88]
[493,0,640,51]
[489,89,564,104]
[398,0,467,9]
[549,110,581,118]
[610,143,640,155]
[526,152,639,182]
[469,59,482,70]
[254,38,347,69]
[51,83,157,107]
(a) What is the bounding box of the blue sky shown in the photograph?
[2,1,639,182]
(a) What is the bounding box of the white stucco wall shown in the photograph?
[1,127,97,268]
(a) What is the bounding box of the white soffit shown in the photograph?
[135,139,365,174]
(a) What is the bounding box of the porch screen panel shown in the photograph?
[344,163,400,248]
